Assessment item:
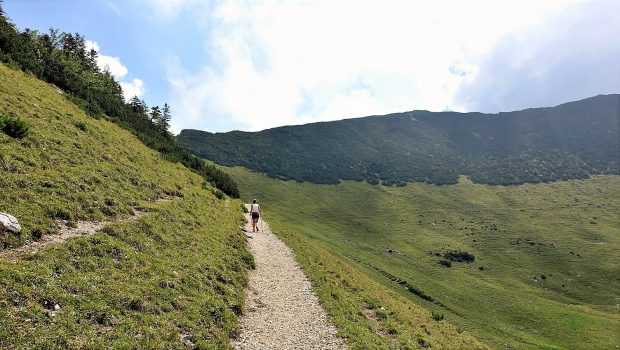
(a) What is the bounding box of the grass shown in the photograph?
[229,166,620,350]
[0,63,253,348]
[268,217,489,349]
[0,61,192,247]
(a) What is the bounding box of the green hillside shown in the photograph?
[0,63,253,348]
[179,95,619,186]
[229,166,620,350]
[0,8,238,198]
[0,62,492,349]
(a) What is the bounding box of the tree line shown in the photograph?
[0,2,239,197]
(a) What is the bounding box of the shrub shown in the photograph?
[439,259,452,268]
[0,113,30,139]
[31,228,44,240]
[417,338,431,348]
[444,250,475,263]
[75,121,88,131]
[431,311,444,321]
[367,178,380,185]
[212,189,225,200]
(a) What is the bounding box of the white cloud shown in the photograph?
[86,40,144,101]
[158,0,604,132]
[85,40,128,78]
[120,79,145,100]
[97,55,128,78]
[454,1,620,112]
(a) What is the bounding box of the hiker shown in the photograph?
[250,199,261,232]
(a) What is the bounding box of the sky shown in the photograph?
[3,0,619,133]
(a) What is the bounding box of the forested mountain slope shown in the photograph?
[179,95,619,185]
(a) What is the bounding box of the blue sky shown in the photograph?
[4,0,206,111]
[3,0,619,133]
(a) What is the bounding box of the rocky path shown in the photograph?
[234,207,347,350]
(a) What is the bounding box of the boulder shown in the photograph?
[0,213,21,233]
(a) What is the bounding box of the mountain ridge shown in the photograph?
[179,94,619,186]
[204,94,617,133]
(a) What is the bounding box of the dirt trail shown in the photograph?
[234,206,347,350]
[0,198,172,262]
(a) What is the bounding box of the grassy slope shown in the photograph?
[0,63,252,348]
[229,166,620,350]
[269,217,490,350]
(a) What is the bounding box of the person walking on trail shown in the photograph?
[250,199,261,232]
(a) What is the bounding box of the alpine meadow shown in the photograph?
[179,95,620,349]
[2,1,620,349]
[225,167,619,349]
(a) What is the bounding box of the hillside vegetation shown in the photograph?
[268,217,491,350]
[229,166,620,350]
[0,6,238,197]
[0,63,253,348]
[179,95,619,186]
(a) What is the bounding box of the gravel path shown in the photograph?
[234,207,347,350]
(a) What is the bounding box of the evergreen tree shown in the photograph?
[88,47,97,67]
[161,103,171,131]
[129,95,142,113]
[150,106,162,124]
[140,99,149,116]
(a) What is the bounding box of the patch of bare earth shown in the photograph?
[0,198,174,262]
[233,206,347,350]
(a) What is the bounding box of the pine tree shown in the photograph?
[161,103,171,131]
[140,99,149,116]
[150,106,162,125]
[129,95,142,113]
[88,48,97,68]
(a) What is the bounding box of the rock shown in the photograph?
[0,213,21,233]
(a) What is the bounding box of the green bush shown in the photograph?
[212,189,225,200]
[0,113,29,139]
[444,250,475,263]
[75,120,88,131]
[431,311,444,321]
[439,259,452,268]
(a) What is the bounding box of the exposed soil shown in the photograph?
[0,198,174,262]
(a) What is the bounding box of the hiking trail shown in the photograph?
[234,205,347,350]
[0,198,173,262]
